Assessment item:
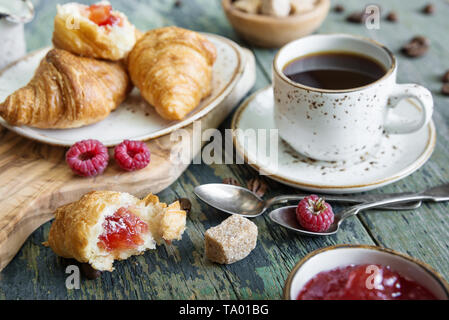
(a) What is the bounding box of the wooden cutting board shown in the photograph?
[0,48,255,272]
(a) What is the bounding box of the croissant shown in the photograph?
[45,191,187,271]
[0,48,131,129]
[52,1,138,61]
[127,26,217,121]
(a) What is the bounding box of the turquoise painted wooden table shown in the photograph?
[1,0,449,299]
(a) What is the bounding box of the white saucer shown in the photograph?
[0,34,245,147]
[232,86,436,194]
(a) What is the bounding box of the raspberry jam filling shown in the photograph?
[97,207,148,252]
[297,264,437,300]
[87,4,123,27]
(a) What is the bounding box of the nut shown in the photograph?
[233,0,261,14]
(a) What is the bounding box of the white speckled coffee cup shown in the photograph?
[273,34,433,161]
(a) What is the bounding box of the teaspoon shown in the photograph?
[270,183,449,236]
[194,183,422,218]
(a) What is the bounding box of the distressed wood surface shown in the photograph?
[0,47,253,274]
[0,0,448,300]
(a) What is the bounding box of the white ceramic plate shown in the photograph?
[0,34,244,146]
[232,86,436,194]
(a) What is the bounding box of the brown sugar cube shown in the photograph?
[205,215,258,264]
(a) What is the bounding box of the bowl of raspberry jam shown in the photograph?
[284,245,449,300]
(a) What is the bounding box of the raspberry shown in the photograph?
[296,195,334,232]
[114,140,151,171]
[66,139,109,177]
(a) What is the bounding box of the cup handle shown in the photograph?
[384,84,433,134]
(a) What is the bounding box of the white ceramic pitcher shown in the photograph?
[0,0,34,70]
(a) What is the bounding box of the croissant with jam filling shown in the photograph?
[45,191,187,271]
[52,1,138,61]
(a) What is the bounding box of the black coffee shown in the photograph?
[283,51,387,90]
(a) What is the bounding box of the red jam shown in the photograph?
[297,264,437,300]
[97,207,148,251]
[87,4,123,27]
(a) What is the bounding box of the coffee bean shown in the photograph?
[346,11,367,23]
[59,257,78,268]
[80,263,102,280]
[177,198,191,214]
[442,71,449,83]
[59,258,101,280]
[386,11,398,22]
[333,4,344,13]
[442,83,449,96]
[414,36,430,47]
[402,44,428,57]
[247,178,268,198]
[223,177,240,186]
[401,36,429,58]
[422,3,434,15]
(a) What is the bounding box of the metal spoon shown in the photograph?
[270,184,449,236]
[194,183,422,218]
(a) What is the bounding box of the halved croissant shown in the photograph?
[52,1,138,61]
[0,49,131,129]
[46,191,187,271]
[127,26,217,121]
